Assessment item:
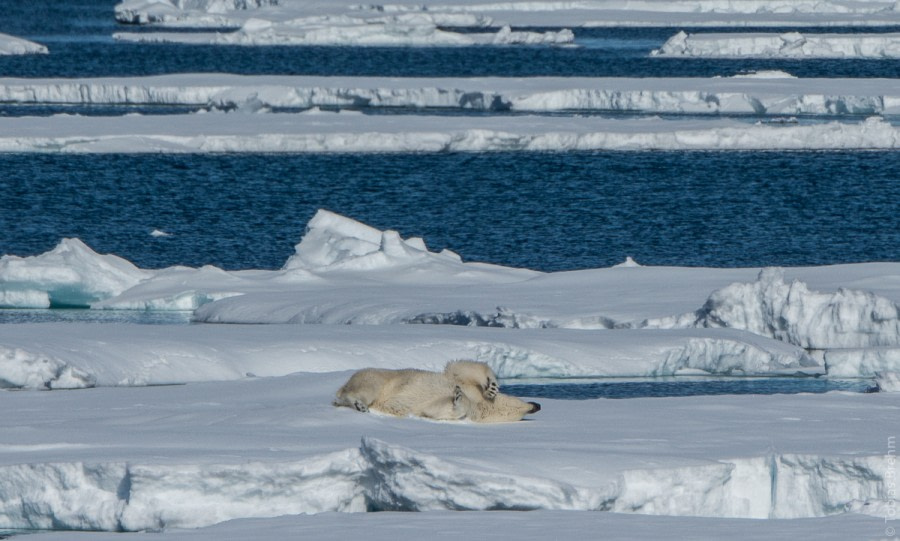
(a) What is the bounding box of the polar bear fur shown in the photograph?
[334,360,540,423]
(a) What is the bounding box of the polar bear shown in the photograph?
[334,360,540,423]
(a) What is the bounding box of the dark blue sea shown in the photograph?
[2,152,899,271]
[1,0,896,400]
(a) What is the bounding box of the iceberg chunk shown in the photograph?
[646,268,900,349]
[283,209,461,273]
[0,239,151,308]
[0,32,48,56]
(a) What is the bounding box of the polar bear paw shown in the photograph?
[353,400,369,413]
[484,378,499,400]
[453,385,465,406]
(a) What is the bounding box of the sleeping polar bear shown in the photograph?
[334,360,540,423]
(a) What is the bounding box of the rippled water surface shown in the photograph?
[504,377,874,399]
[3,151,899,271]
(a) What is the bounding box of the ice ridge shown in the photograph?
[0,439,890,531]
[645,268,900,350]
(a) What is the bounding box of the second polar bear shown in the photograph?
[334,360,540,423]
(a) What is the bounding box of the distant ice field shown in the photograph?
[2,74,899,118]
[2,25,900,78]
[3,151,898,272]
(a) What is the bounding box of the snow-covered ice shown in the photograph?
[1,112,898,153]
[0,324,823,390]
[655,30,900,59]
[0,370,897,533]
[13,512,891,541]
[0,32,48,56]
[3,74,899,116]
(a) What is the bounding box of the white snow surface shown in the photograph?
[0,371,897,533]
[18,512,888,541]
[655,30,900,58]
[0,32,48,55]
[0,323,821,390]
[114,0,900,28]
[1,113,898,153]
[3,74,900,116]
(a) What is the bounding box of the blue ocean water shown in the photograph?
[2,152,898,272]
[503,378,874,400]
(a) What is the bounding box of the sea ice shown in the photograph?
[114,0,900,28]
[0,238,151,308]
[0,371,896,532]
[0,113,898,153]
[0,32,48,55]
[644,268,900,350]
[3,74,898,116]
[115,0,279,25]
[654,30,900,58]
[113,17,574,47]
[874,370,900,391]
[0,323,822,390]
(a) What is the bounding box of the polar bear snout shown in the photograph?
[527,402,541,414]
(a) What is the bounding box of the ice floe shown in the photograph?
[113,17,574,47]
[3,439,890,530]
[0,32,48,55]
[114,0,900,29]
[3,74,899,116]
[654,30,900,58]
[1,113,898,153]
[0,371,897,533]
[115,0,279,25]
